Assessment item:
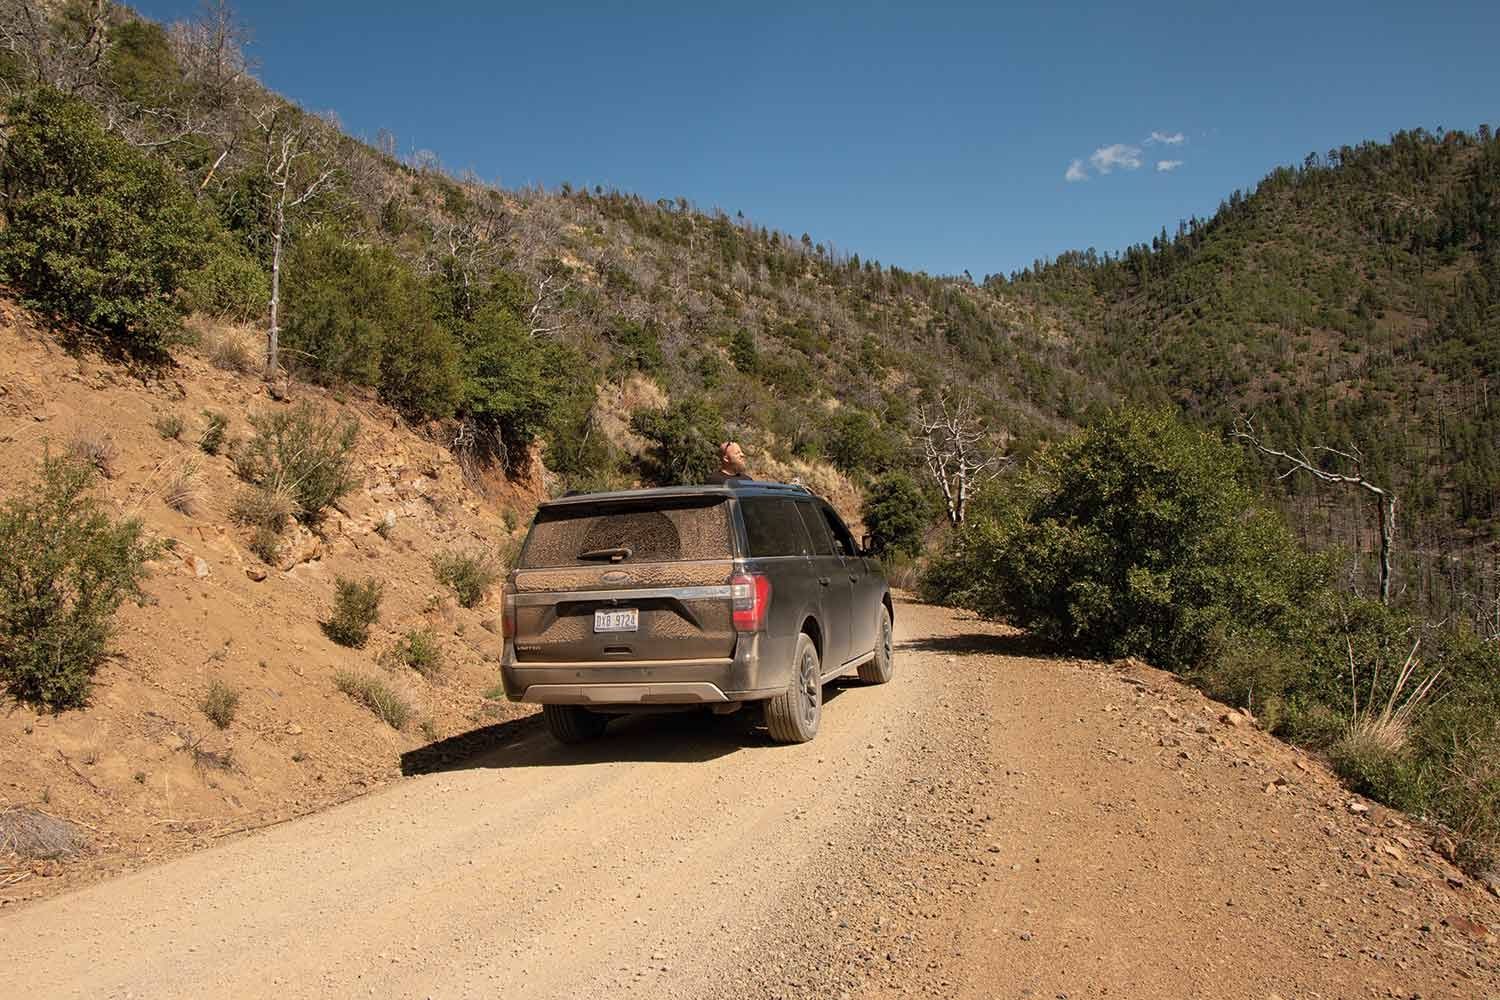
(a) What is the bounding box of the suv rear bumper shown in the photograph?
[500,635,786,705]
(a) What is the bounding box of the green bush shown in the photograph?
[861,473,934,558]
[924,407,1325,671]
[322,576,382,648]
[431,549,499,608]
[334,670,410,730]
[235,403,359,524]
[390,628,442,677]
[199,410,229,455]
[630,396,725,486]
[200,679,240,729]
[181,243,270,323]
[0,456,153,709]
[154,413,184,440]
[0,89,212,355]
[825,408,900,476]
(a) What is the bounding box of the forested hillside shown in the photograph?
[2,2,1497,622]
[997,129,1500,620]
[0,0,1090,518]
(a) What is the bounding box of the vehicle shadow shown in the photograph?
[896,632,1060,659]
[402,684,857,776]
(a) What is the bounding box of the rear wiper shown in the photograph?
[578,546,633,563]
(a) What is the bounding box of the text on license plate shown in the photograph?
[594,608,639,632]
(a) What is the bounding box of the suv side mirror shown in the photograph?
[860,533,874,557]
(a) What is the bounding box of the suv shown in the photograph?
[500,482,894,744]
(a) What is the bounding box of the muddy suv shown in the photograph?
[500,482,894,744]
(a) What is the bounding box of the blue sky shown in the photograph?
[136,1,1500,277]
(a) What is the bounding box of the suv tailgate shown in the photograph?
[511,495,737,663]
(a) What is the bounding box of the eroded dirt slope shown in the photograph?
[3,600,1495,999]
[0,308,535,900]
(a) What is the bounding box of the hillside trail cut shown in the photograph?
[3,600,1496,999]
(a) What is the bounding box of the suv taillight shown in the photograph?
[731,572,771,632]
[502,586,516,639]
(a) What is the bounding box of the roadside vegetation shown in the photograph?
[0,456,154,710]
[925,408,1500,873]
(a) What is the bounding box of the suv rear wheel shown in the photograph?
[764,633,821,743]
[542,704,608,744]
[857,604,894,684]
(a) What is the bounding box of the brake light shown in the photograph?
[731,572,771,632]
[501,586,516,639]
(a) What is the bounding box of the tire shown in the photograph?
[765,633,822,744]
[542,704,608,744]
[858,604,895,684]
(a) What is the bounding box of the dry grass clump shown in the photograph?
[230,483,297,533]
[200,678,240,729]
[163,459,202,515]
[0,807,85,860]
[67,429,118,478]
[1340,634,1441,755]
[334,670,411,730]
[198,322,261,373]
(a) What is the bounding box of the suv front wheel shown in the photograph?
[764,633,822,744]
[857,604,894,684]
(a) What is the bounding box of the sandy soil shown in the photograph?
[3,600,1495,999]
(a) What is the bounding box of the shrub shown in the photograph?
[199,410,229,455]
[229,483,297,533]
[0,456,153,709]
[181,244,270,324]
[390,628,442,676]
[200,679,239,729]
[923,407,1326,671]
[154,413,184,440]
[861,473,934,558]
[630,396,725,486]
[825,408,900,476]
[0,89,211,355]
[334,670,411,730]
[322,576,381,648]
[68,430,118,479]
[200,323,259,372]
[235,403,359,524]
[431,549,498,608]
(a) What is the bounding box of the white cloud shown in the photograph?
[1089,143,1142,174]
[1147,130,1185,145]
[1156,159,1183,172]
[1065,159,1088,182]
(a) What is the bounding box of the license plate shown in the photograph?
[594,608,639,633]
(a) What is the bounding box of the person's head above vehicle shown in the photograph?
[719,441,748,476]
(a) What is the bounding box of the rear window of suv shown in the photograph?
[520,497,733,568]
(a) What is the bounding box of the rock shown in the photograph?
[285,724,303,736]
[1355,863,1373,879]
[1263,782,1278,795]
[1220,710,1248,728]
[1294,758,1311,772]
[1433,834,1458,862]
[479,618,500,635]
[192,556,211,579]
[1443,914,1496,943]
[245,565,268,582]
[1347,800,1371,815]
[275,524,323,570]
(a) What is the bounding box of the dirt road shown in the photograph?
[3,600,1497,999]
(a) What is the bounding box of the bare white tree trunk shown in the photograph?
[254,106,334,380]
[1233,419,1398,604]
[918,393,1008,527]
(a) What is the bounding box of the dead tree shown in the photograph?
[917,394,1007,527]
[1233,418,1397,605]
[0,0,109,98]
[253,105,335,379]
